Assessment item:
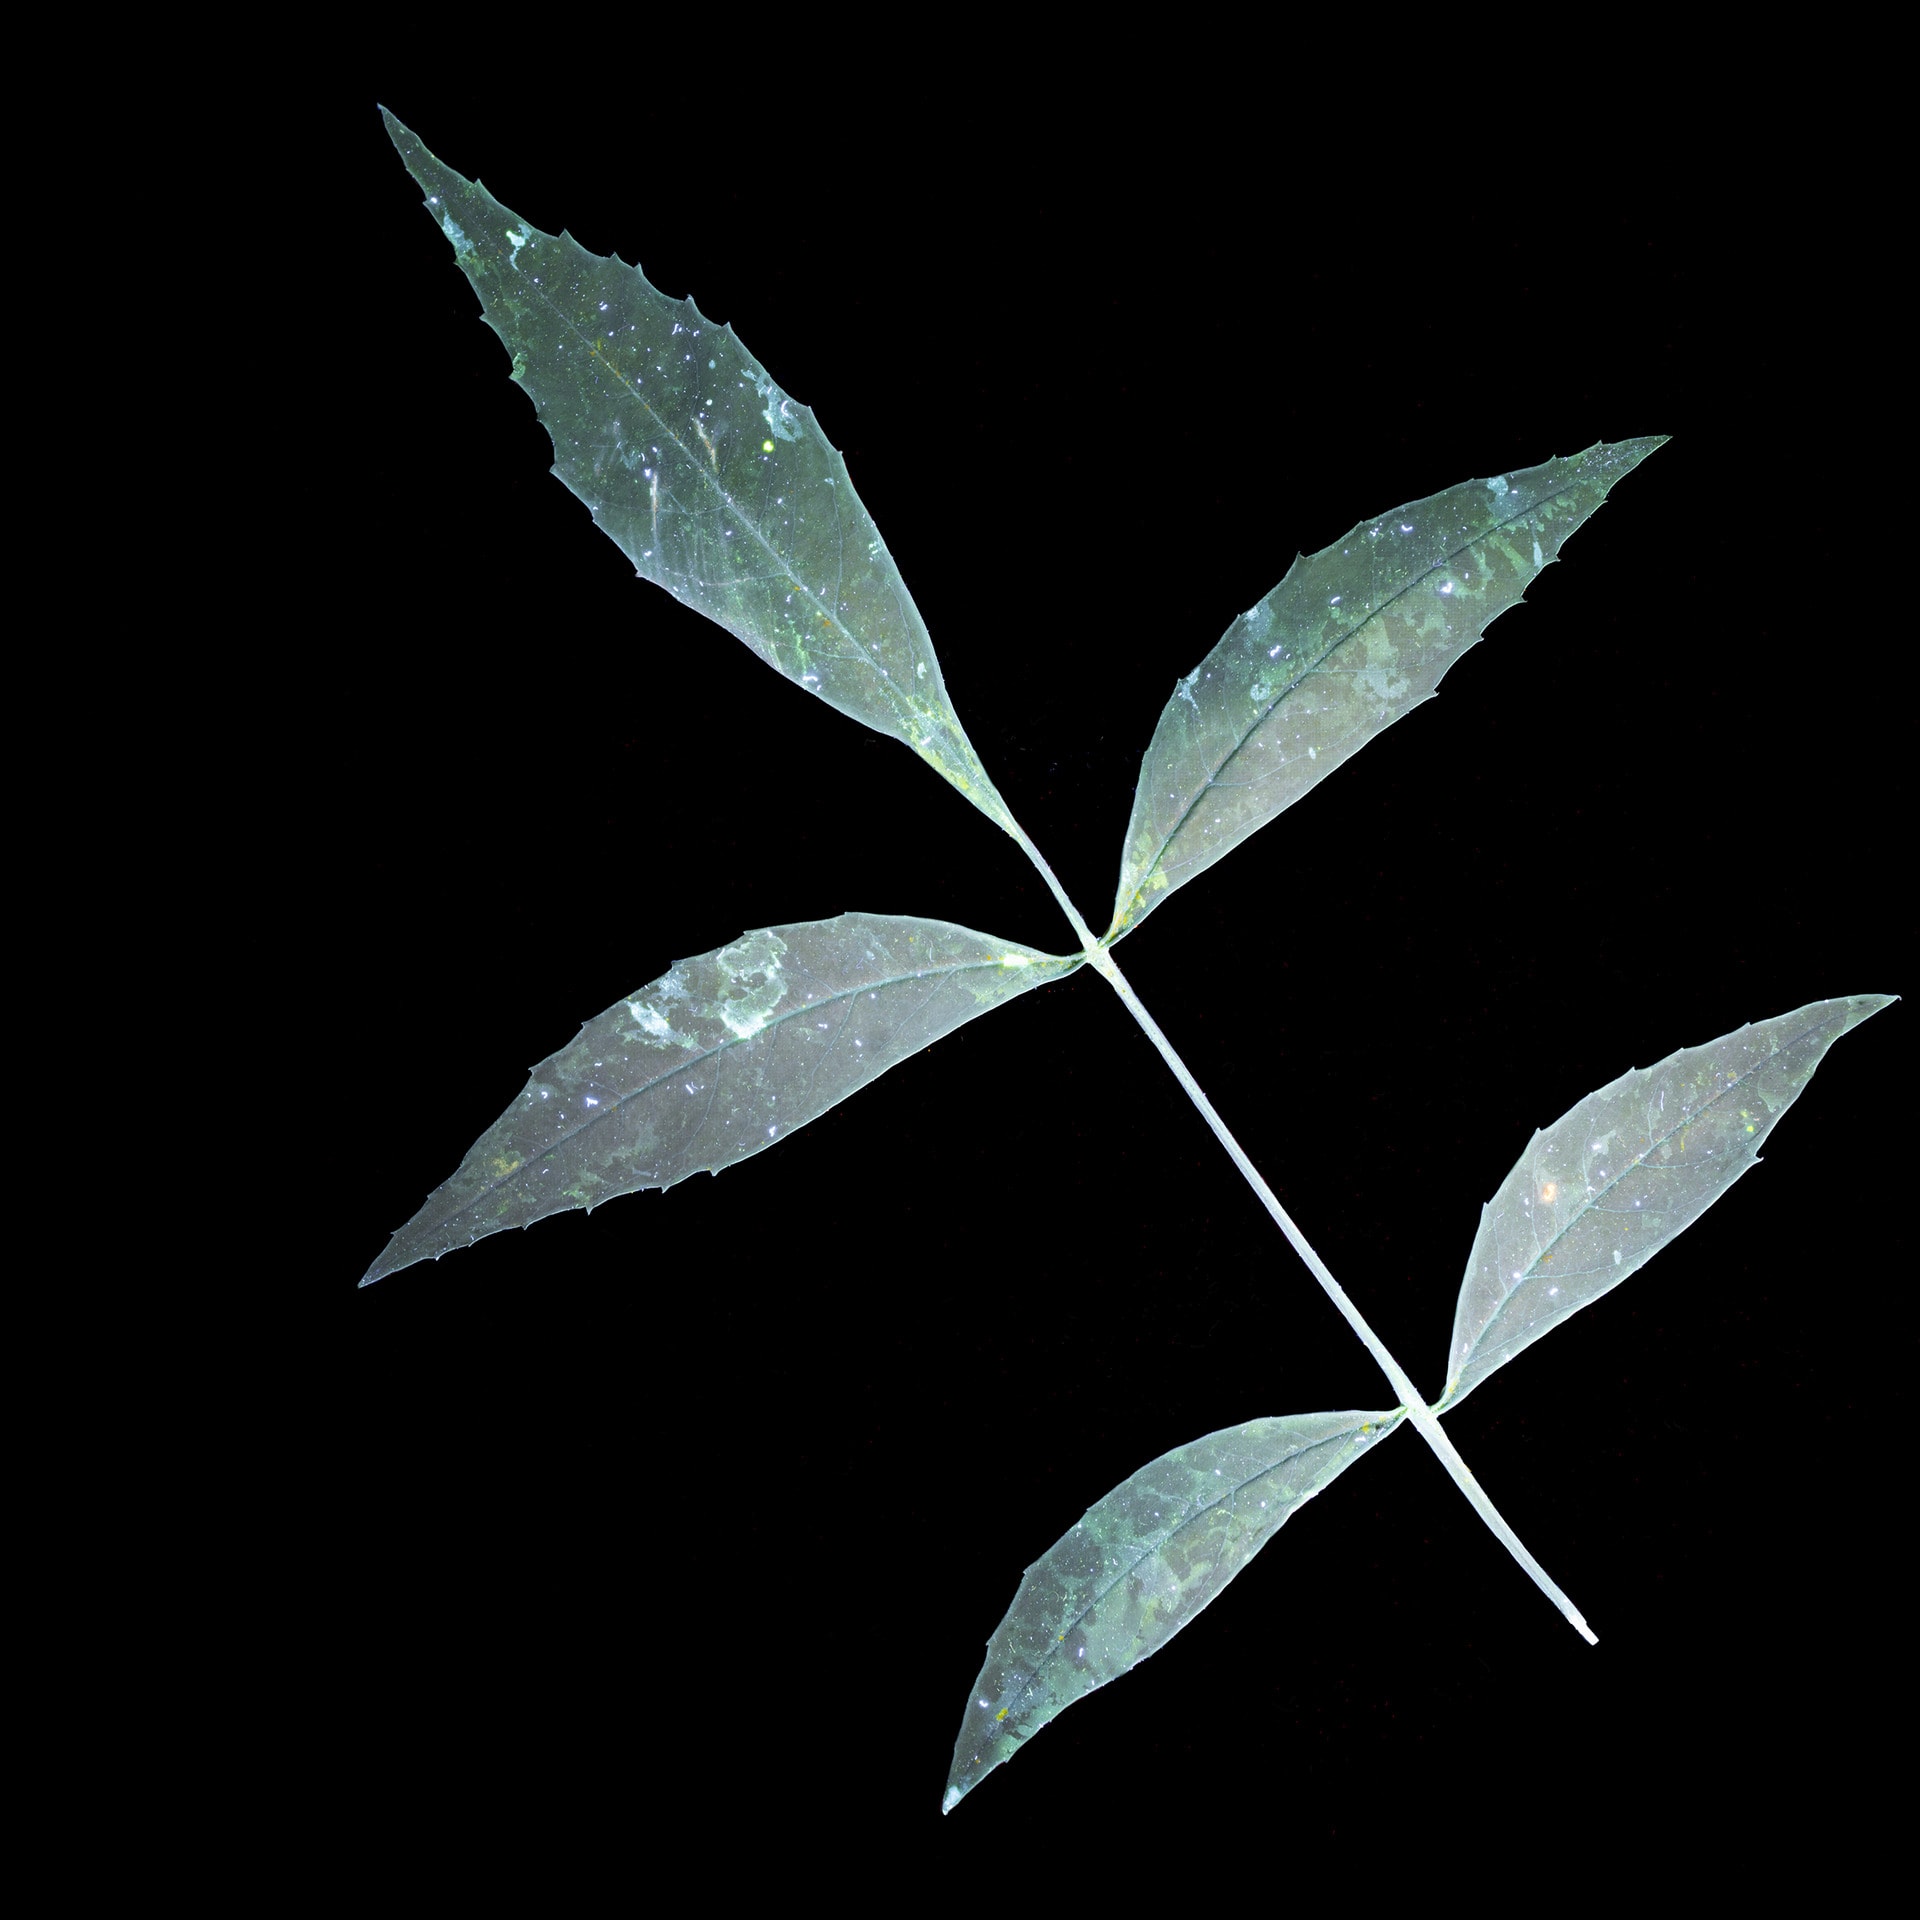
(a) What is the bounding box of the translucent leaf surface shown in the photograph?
[1109,439,1666,938]
[943,1408,1401,1812]
[1441,995,1895,1409]
[380,110,1014,829]
[362,914,1075,1286]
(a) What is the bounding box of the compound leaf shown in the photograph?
[944,1407,1401,1813]
[380,109,1014,830]
[1441,994,1895,1409]
[362,913,1075,1286]
[1110,439,1666,938]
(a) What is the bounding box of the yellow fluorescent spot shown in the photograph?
[1540,1181,1558,1203]
[489,1155,523,1179]
[762,439,774,452]
[995,1708,1009,1721]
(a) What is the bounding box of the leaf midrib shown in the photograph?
[414,951,1073,1245]
[514,245,950,759]
[1002,1416,1391,1700]
[1128,485,1580,914]
[1453,1007,1848,1390]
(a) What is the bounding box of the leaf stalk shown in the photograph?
[1010,821,1597,1644]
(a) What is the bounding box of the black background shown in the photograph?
[305,55,1904,1886]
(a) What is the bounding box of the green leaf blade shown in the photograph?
[943,1407,1401,1813]
[361,914,1075,1286]
[1109,438,1667,938]
[1441,994,1896,1410]
[379,110,1013,828]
